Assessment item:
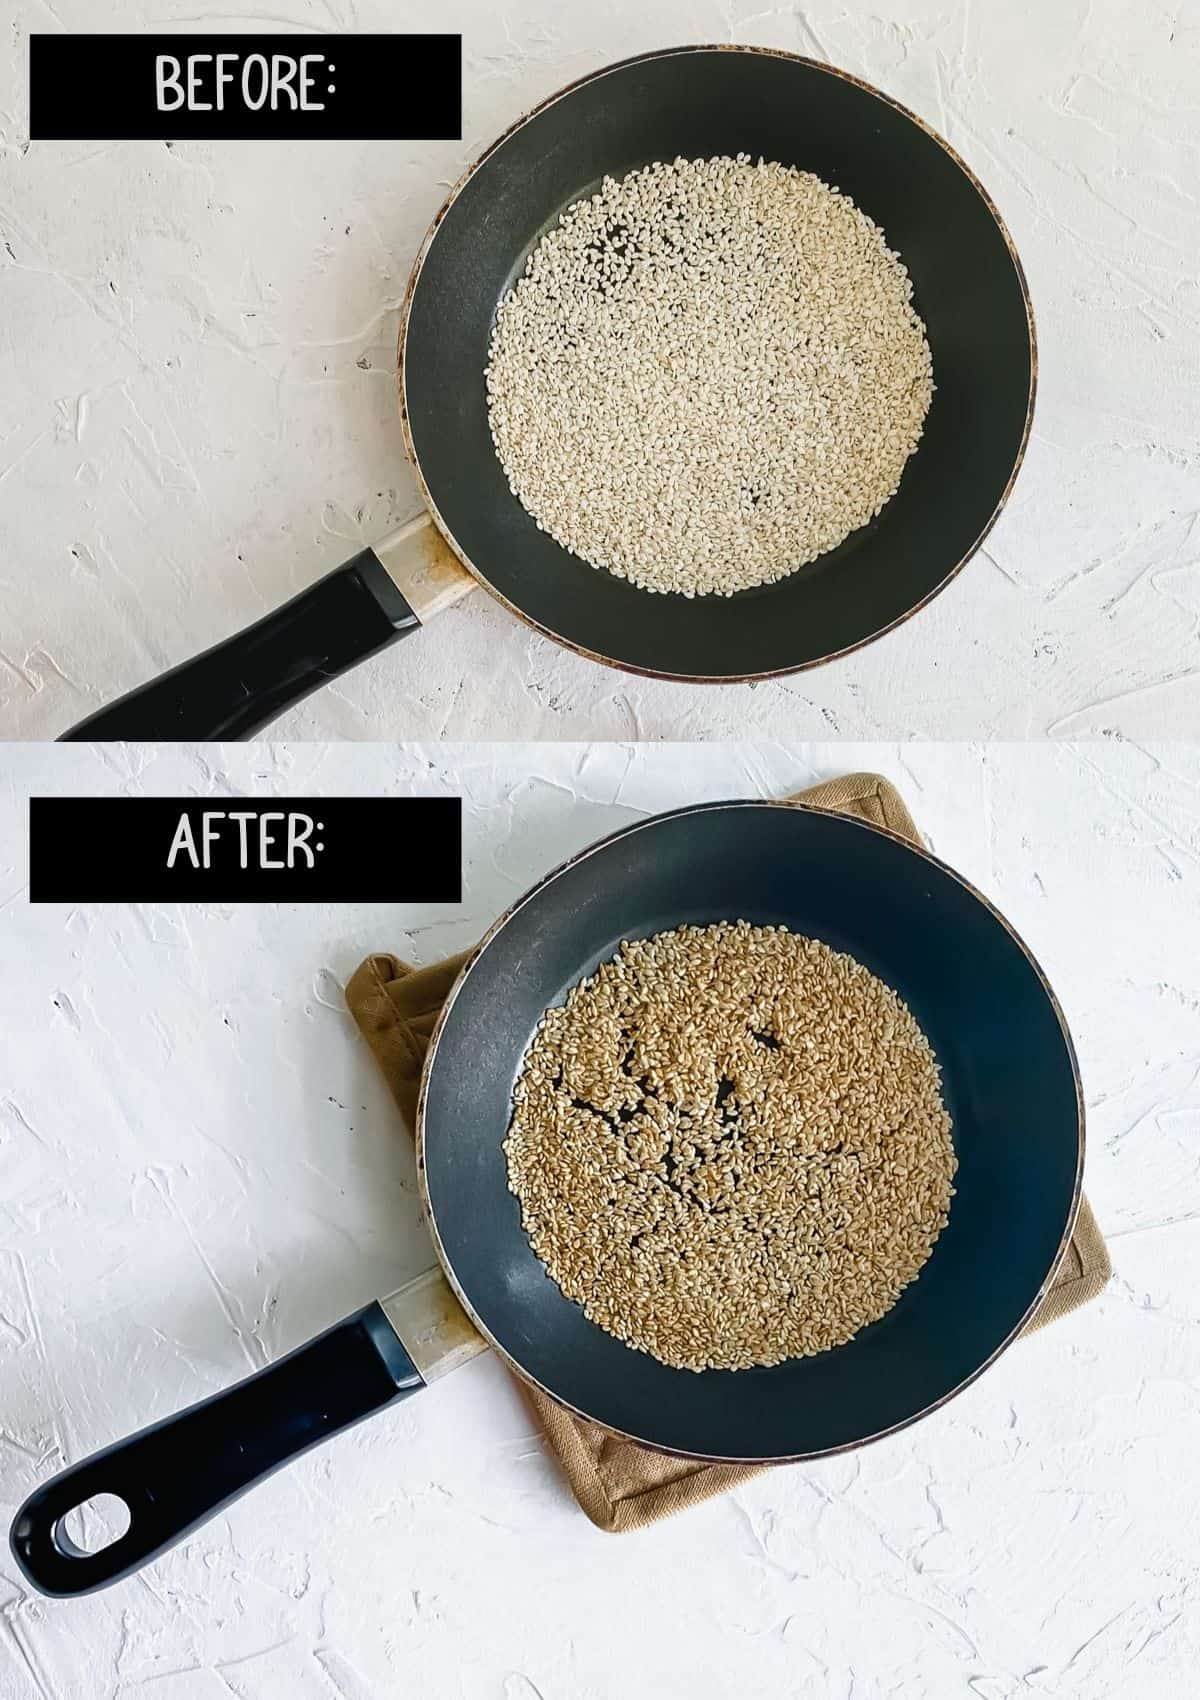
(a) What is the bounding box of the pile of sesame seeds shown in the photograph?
[485,155,934,598]
[504,921,956,1372]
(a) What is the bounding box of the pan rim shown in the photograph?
[414,796,1085,1465]
[396,43,1038,684]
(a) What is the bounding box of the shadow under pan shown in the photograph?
[420,803,1082,1462]
[402,46,1035,680]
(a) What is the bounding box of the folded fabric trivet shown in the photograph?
[346,772,1111,1532]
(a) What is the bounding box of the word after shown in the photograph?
[29,799,462,902]
[166,810,325,872]
[29,34,461,141]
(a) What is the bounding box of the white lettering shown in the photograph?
[165,812,199,869]
[258,812,285,870]
[214,53,238,111]
[271,55,299,111]
[227,811,254,869]
[242,53,269,110]
[186,56,212,112]
[299,55,325,111]
[287,813,317,868]
[201,811,222,866]
[155,56,184,112]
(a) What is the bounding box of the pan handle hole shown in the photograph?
[54,1493,131,1555]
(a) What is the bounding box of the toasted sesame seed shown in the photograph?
[504,921,956,1372]
[485,156,933,598]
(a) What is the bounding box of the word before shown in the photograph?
[166,811,326,871]
[155,53,335,112]
[29,33,461,143]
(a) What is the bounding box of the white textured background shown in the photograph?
[0,739,1197,1696]
[1,0,1199,740]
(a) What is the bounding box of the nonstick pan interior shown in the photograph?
[402,47,1034,680]
[420,802,1081,1461]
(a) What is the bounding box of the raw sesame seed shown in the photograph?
[486,157,934,598]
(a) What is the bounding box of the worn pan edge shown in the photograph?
[413,797,1084,1465]
[393,43,1038,683]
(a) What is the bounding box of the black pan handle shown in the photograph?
[58,548,419,742]
[9,1301,422,1597]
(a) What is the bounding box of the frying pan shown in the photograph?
[10,800,1082,1596]
[60,45,1035,741]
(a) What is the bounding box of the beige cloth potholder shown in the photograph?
[346,773,1111,1532]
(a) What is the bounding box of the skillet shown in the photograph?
[60,46,1035,740]
[10,801,1081,1594]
